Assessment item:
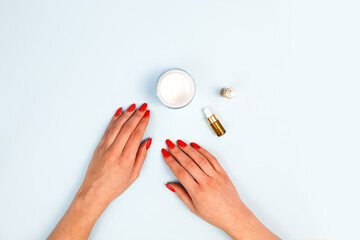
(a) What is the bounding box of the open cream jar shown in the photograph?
[156,69,196,109]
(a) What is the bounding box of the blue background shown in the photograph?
[0,0,359,239]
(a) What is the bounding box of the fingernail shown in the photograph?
[127,104,136,112]
[166,139,175,149]
[177,139,187,148]
[144,110,150,118]
[114,107,122,117]
[190,142,200,149]
[165,184,175,192]
[146,138,152,150]
[139,103,147,112]
[161,148,170,158]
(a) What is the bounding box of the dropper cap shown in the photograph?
[203,108,213,118]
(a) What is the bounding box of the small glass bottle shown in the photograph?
[203,108,226,137]
[220,87,236,99]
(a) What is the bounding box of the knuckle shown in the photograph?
[204,177,215,186]
[197,156,208,166]
[118,159,129,168]
[206,180,219,192]
[108,127,117,138]
[104,151,115,162]
[131,129,143,139]
[121,151,134,161]
[183,160,195,170]
[121,124,134,135]
[188,185,198,194]
[210,156,218,163]
[177,169,188,179]
[221,174,231,184]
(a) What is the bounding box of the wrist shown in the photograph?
[223,207,255,240]
[75,184,110,217]
[224,208,279,240]
[65,186,109,231]
[47,186,108,240]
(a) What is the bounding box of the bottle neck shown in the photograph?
[207,114,218,124]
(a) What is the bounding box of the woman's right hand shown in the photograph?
[162,140,279,240]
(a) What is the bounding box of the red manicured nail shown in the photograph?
[144,110,150,118]
[177,139,187,148]
[190,142,200,149]
[165,184,175,192]
[114,107,122,117]
[161,148,170,158]
[166,139,175,149]
[139,103,147,112]
[127,104,136,112]
[146,138,152,150]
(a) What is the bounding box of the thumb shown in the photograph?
[165,183,198,215]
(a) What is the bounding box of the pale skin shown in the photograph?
[48,103,279,240]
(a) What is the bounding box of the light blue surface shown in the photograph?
[1,1,360,239]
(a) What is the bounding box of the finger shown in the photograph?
[162,148,197,191]
[130,138,152,182]
[99,107,123,147]
[176,140,218,177]
[105,103,137,147]
[122,110,150,159]
[166,139,207,181]
[190,142,224,174]
[165,183,198,214]
[110,103,148,152]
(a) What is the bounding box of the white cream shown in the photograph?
[157,69,195,108]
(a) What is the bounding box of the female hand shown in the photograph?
[79,103,151,206]
[162,140,279,240]
[48,103,152,240]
